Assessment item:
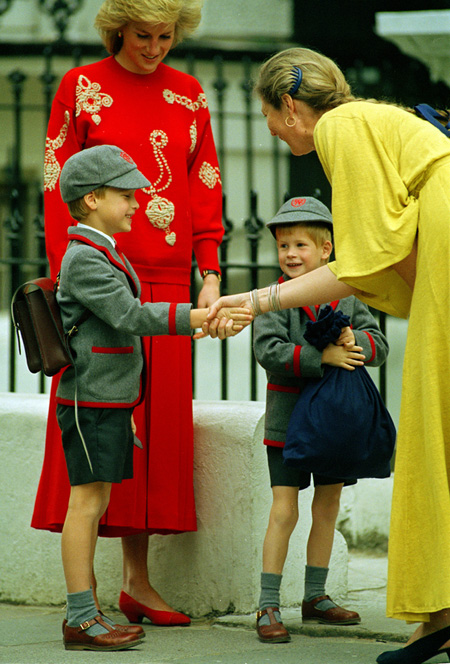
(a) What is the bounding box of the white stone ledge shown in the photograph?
[0,393,348,615]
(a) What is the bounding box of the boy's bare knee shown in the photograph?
[67,482,111,519]
[270,494,299,531]
[272,509,298,532]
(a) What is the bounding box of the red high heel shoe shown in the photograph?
[118,590,191,626]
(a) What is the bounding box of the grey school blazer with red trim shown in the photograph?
[56,226,192,408]
[253,274,389,447]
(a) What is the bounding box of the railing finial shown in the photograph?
[38,0,84,42]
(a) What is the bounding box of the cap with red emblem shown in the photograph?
[60,144,150,202]
[266,196,333,236]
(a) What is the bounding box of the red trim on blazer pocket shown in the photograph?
[168,303,177,335]
[267,383,301,394]
[91,347,134,354]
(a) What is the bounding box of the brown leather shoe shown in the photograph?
[256,607,291,643]
[63,615,142,651]
[63,614,145,638]
[99,611,145,636]
[301,595,361,625]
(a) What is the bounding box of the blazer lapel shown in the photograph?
[68,229,139,297]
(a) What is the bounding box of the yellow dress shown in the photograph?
[314,101,450,622]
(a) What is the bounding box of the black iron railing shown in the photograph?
[0,36,389,403]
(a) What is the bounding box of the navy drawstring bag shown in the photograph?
[283,305,396,479]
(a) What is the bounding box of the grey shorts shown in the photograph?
[57,404,134,486]
[266,445,357,489]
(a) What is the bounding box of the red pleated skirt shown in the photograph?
[31,283,197,537]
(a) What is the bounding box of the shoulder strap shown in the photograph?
[53,272,93,473]
[54,272,91,338]
[414,104,450,138]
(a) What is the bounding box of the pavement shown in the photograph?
[1,551,449,664]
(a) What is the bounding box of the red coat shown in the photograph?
[32,56,223,536]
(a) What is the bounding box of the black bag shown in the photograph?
[11,276,89,377]
[283,306,396,480]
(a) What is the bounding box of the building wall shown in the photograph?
[0,393,351,613]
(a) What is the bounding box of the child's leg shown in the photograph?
[263,485,299,574]
[302,483,360,624]
[307,482,343,569]
[258,486,299,627]
[304,482,343,611]
[62,481,111,635]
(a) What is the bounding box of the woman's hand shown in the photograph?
[197,274,221,308]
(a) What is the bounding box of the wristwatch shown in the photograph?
[202,269,221,282]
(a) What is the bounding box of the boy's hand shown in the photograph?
[194,307,252,340]
[335,326,356,348]
[322,342,365,370]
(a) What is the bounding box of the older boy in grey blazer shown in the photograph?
[55,145,250,652]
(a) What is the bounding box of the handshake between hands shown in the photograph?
[192,287,278,339]
[193,299,253,340]
[200,291,257,339]
[188,291,254,340]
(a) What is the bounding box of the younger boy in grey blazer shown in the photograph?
[253,197,389,643]
[56,145,250,652]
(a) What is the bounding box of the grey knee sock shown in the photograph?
[258,572,282,626]
[304,565,336,611]
[66,589,106,637]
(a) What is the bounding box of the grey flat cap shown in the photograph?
[266,196,333,235]
[60,145,150,203]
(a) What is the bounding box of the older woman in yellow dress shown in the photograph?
[208,46,450,664]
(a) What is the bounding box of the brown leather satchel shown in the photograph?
[11,276,89,377]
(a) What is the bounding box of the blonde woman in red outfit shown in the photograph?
[32,0,224,627]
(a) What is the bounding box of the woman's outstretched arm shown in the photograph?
[206,265,358,334]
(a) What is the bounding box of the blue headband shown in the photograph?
[288,66,302,96]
